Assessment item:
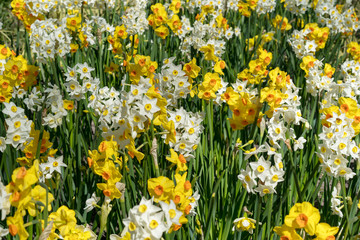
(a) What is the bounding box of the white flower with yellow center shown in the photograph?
[76,62,94,79]
[122,210,142,238]
[293,136,306,151]
[134,197,161,218]
[144,212,168,239]
[332,140,349,155]
[238,166,257,193]
[336,166,355,180]
[159,200,183,228]
[329,155,348,170]
[42,156,67,175]
[249,156,271,182]
[5,118,31,134]
[5,130,29,148]
[255,183,276,197]
[138,96,160,118]
[2,102,24,118]
[84,193,100,212]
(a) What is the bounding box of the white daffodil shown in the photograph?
[42,156,67,175]
[84,193,100,212]
[159,200,183,228]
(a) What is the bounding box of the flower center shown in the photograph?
[9,224,18,236]
[280,236,290,240]
[139,204,147,213]
[295,213,308,228]
[154,185,164,196]
[257,166,264,172]
[169,209,176,219]
[150,220,158,229]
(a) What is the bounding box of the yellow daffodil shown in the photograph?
[314,223,339,240]
[274,224,302,240]
[166,149,188,172]
[25,185,54,216]
[49,206,77,236]
[183,58,201,79]
[284,202,320,236]
[7,211,29,240]
[148,176,174,203]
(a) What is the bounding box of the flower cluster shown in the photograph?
[148,174,200,220]
[222,80,260,130]
[148,3,171,39]
[88,139,124,200]
[0,46,38,103]
[236,0,257,17]
[238,154,285,196]
[176,2,239,57]
[300,56,335,96]
[11,0,44,31]
[114,197,185,239]
[315,0,360,34]
[39,156,67,181]
[154,57,197,106]
[274,202,339,239]
[1,102,32,150]
[255,0,276,14]
[16,124,57,166]
[284,0,310,15]
[317,101,360,180]
[5,161,54,239]
[347,42,360,62]
[271,15,292,32]
[47,206,96,239]
[330,186,344,218]
[166,108,204,158]
[118,0,148,36]
[197,71,225,101]
[237,48,273,84]
[64,62,98,100]
[288,23,329,59]
[30,19,72,61]
[42,84,70,128]
[25,0,58,17]
[339,60,360,97]
[107,24,128,55]
[288,28,317,59]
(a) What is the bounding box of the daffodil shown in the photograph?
[49,206,77,236]
[233,216,256,234]
[183,58,201,79]
[25,185,54,216]
[7,160,39,192]
[273,224,302,240]
[284,202,320,236]
[148,176,174,203]
[166,149,188,172]
[97,180,122,200]
[314,222,339,240]
[7,211,29,240]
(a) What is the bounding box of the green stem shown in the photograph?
[288,150,303,202]
[340,178,349,239]
[254,196,262,238]
[266,194,273,239]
